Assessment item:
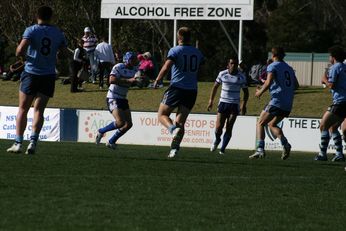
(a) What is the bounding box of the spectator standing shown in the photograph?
[82,27,98,83]
[71,39,87,92]
[95,37,115,89]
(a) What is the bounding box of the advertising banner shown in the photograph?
[78,110,257,150]
[264,117,341,153]
[0,106,60,141]
[101,0,254,20]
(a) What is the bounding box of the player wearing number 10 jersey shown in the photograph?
[154,27,204,158]
[7,6,67,155]
[249,47,299,160]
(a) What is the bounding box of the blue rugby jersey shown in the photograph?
[328,62,346,104]
[267,61,297,111]
[167,45,204,90]
[23,24,67,75]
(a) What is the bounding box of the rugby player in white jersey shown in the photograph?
[207,57,249,154]
[95,52,137,149]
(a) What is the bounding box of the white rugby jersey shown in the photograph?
[215,69,247,104]
[107,63,137,99]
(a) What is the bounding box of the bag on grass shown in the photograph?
[77,68,89,81]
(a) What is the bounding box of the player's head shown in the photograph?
[328,45,345,63]
[177,27,191,45]
[84,27,92,36]
[123,51,137,67]
[227,56,239,73]
[271,47,285,61]
[36,6,53,22]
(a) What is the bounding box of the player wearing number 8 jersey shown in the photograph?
[154,27,204,158]
[249,47,299,160]
[6,6,67,155]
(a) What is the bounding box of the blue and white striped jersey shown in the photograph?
[216,69,247,104]
[107,63,137,99]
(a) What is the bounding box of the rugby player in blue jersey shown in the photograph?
[249,47,299,160]
[207,57,249,155]
[315,46,346,162]
[95,52,137,149]
[154,27,204,158]
[7,6,67,155]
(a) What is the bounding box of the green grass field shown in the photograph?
[0,79,331,117]
[1,139,346,230]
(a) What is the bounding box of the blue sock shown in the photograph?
[280,136,288,146]
[214,132,221,145]
[168,124,177,134]
[15,135,23,144]
[99,122,117,134]
[109,129,124,144]
[320,130,330,155]
[30,132,39,143]
[220,133,231,152]
[332,131,343,156]
[256,139,265,150]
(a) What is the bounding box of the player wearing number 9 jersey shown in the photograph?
[249,47,299,160]
[6,6,67,155]
[154,27,204,158]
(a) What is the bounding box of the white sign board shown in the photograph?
[101,0,254,20]
[0,106,60,141]
[78,110,257,150]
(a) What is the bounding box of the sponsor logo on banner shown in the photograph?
[77,110,257,150]
[81,111,113,139]
[0,106,60,141]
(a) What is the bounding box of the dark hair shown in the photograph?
[271,47,285,60]
[229,56,239,63]
[177,27,191,44]
[328,45,346,62]
[37,6,53,21]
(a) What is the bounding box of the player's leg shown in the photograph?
[316,110,343,161]
[158,86,179,134]
[249,110,275,159]
[219,114,237,154]
[25,93,50,154]
[267,115,291,160]
[107,108,132,149]
[169,104,190,158]
[7,91,34,153]
[158,103,176,133]
[341,118,346,143]
[96,99,119,145]
[211,112,226,152]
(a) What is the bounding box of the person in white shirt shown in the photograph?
[95,36,115,89]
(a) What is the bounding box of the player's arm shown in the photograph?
[109,74,135,87]
[240,87,249,115]
[154,59,173,87]
[207,82,220,111]
[255,72,274,98]
[16,39,30,59]
[321,71,335,89]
